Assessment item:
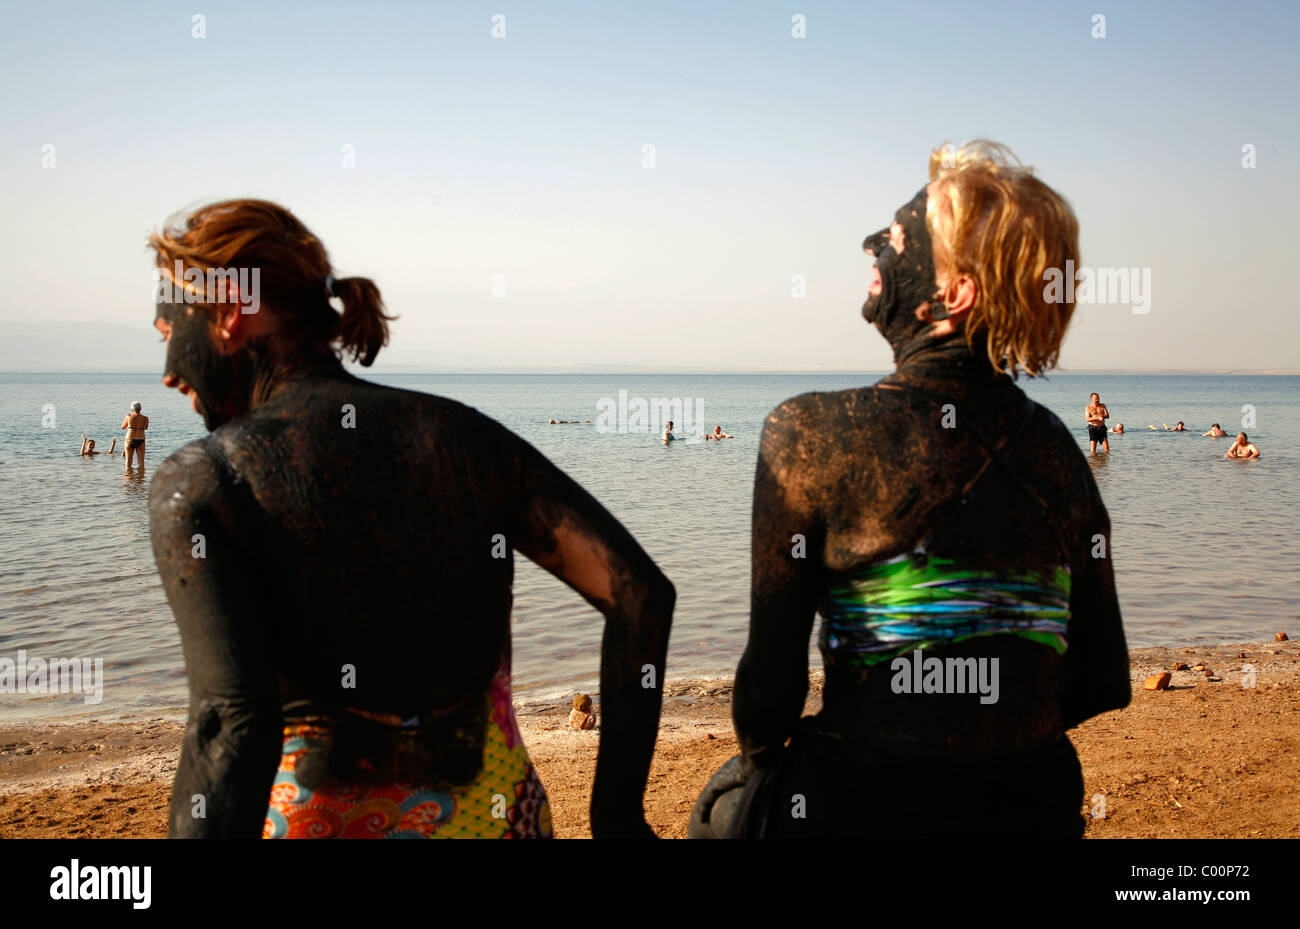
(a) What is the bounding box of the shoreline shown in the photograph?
[2,640,1297,838]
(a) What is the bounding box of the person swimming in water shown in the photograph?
[1203,423,1228,437]
[1085,393,1109,453]
[79,435,117,456]
[690,141,1129,839]
[704,426,733,440]
[146,199,674,839]
[1225,432,1260,459]
[121,401,149,470]
[1109,423,1124,434]
[662,420,676,444]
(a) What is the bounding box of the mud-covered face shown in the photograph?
[155,298,250,431]
[862,187,946,361]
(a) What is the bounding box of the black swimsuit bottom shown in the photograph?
[739,716,1085,839]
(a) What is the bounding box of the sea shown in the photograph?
[1,372,1295,722]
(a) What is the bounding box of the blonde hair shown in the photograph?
[926,141,1079,377]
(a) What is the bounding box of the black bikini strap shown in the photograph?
[878,382,1073,565]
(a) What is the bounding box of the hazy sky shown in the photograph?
[2,0,1297,372]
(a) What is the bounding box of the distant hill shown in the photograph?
[0,321,162,373]
[1,321,1296,375]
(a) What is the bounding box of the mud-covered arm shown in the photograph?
[512,441,675,839]
[1060,483,1130,729]
[734,400,823,774]
[149,444,283,838]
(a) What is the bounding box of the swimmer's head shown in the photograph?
[149,199,396,429]
[666,421,673,429]
[1212,423,1221,430]
[927,141,1080,377]
[1114,424,1123,433]
[1176,421,1184,428]
[131,401,142,413]
[1090,393,1100,402]
[713,426,722,434]
[1238,432,1248,442]
[85,439,95,450]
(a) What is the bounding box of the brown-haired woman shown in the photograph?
[691,142,1130,838]
[147,199,674,838]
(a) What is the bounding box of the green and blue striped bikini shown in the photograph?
[821,550,1071,668]
[821,387,1074,669]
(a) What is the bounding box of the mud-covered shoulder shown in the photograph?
[147,437,229,520]
[376,383,517,444]
[762,385,885,450]
[382,385,540,500]
[146,437,244,575]
[761,391,830,473]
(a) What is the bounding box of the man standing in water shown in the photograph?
[1085,393,1109,454]
[121,401,149,470]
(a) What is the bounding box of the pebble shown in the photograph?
[1277,632,1289,642]
[1144,672,1172,691]
[1172,663,1189,671]
[1192,664,1206,672]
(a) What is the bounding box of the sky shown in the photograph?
[1,0,1298,373]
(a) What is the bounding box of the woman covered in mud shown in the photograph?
[691,142,1129,838]
[147,200,674,838]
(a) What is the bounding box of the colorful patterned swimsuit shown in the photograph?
[264,665,552,839]
[821,549,1071,668]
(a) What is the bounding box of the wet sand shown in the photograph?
[2,641,1297,839]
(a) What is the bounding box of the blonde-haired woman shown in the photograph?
[692,143,1129,839]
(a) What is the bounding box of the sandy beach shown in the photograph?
[2,640,1297,839]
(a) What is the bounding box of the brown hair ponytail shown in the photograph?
[329,275,391,367]
[149,198,397,368]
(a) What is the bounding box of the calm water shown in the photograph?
[1,372,1295,722]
